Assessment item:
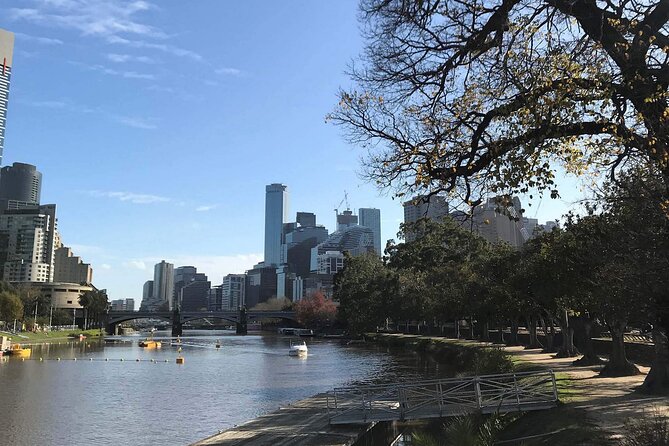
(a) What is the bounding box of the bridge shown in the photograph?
[105,308,297,336]
[326,370,558,424]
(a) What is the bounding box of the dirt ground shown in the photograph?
[507,346,669,439]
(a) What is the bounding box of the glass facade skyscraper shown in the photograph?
[264,183,288,266]
[0,29,14,166]
[359,208,382,255]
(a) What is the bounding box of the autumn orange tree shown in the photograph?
[331,0,669,393]
[294,291,337,330]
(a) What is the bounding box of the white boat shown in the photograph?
[289,340,308,356]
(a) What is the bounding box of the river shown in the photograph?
[0,331,444,446]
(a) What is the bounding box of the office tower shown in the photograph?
[152,260,174,311]
[173,265,210,311]
[111,298,135,311]
[403,195,450,242]
[452,196,525,248]
[180,276,210,311]
[0,29,14,165]
[0,204,57,282]
[245,265,277,308]
[139,280,154,311]
[311,225,375,270]
[264,183,288,266]
[208,285,223,311]
[336,210,358,231]
[359,208,382,255]
[53,246,93,284]
[296,212,316,227]
[222,274,246,310]
[0,162,42,210]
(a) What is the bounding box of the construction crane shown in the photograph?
[334,191,351,227]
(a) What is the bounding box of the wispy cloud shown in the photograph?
[112,115,157,129]
[195,204,217,212]
[87,190,170,204]
[124,254,263,278]
[21,97,156,129]
[19,98,98,113]
[107,35,202,61]
[10,1,163,38]
[72,61,155,80]
[124,260,147,270]
[9,1,201,62]
[100,263,112,270]
[215,67,242,76]
[15,31,63,45]
[106,53,157,64]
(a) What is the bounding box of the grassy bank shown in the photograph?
[366,333,613,445]
[1,328,104,344]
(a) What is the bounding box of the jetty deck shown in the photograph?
[191,394,373,446]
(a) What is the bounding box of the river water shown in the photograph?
[0,331,444,446]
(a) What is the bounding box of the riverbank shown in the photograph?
[369,333,668,443]
[1,328,103,344]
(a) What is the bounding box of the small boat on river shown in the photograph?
[8,344,31,358]
[288,340,308,357]
[139,334,161,349]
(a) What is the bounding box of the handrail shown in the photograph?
[327,370,558,425]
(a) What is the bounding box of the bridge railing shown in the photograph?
[326,370,557,424]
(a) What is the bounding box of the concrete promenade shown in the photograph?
[191,394,373,446]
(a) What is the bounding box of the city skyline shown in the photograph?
[0,2,585,300]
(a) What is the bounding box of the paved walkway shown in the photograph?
[508,346,668,438]
[190,394,373,446]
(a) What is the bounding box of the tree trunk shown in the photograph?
[573,317,604,366]
[507,318,520,346]
[600,322,639,377]
[556,310,579,358]
[455,319,460,339]
[641,327,669,394]
[496,322,505,344]
[525,315,542,349]
[469,316,475,339]
[540,316,557,353]
[481,319,490,341]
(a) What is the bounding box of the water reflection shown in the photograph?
[0,331,454,446]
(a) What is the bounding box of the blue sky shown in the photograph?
[0,1,585,300]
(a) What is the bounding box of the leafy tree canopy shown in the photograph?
[331,0,669,208]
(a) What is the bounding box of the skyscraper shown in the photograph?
[0,162,42,210]
[152,260,174,311]
[0,29,14,165]
[359,208,382,255]
[0,204,57,282]
[403,195,449,242]
[264,183,288,266]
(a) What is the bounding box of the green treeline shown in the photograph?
[0,283,108,331]
[334,170,669,394]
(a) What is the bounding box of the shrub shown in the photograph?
[619,409,669,446]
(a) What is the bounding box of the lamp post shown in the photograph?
[49,305,53,331]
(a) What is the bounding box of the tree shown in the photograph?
[294,291,337,330]
[79,289,109,329]
[331,1,669,205]
[331,0,669,392]
[252,297,293,311]
[0,291,23,327]
[334,252,399,335]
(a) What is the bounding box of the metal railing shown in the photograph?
[326,370,558,424]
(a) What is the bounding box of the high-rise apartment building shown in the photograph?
[403,195,450,242]
[152,260,174,311]
[53,246,93,284]
[359,208,381,255]
[264,183,288,266]
[0,204,57,282]
[0,162,42,210]
[221,274,245,310]
[111,298,135,311]
[0,29,14,165]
